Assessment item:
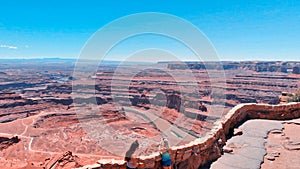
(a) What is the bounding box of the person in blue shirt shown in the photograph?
[160,138,172,169]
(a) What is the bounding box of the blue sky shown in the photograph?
[0,0,299,61]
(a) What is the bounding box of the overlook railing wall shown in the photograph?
[77,102,300,169]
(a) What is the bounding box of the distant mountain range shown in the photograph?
[0,58,157,65]
[0,58,76,63]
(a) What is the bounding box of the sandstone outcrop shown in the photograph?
[0,136,20,151]
[44,151,81,169]
[166,91,181,112]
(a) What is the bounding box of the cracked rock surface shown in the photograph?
[211,119,284,169]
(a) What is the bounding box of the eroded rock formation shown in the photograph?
[44,151,82,169]
[0,136,20,151]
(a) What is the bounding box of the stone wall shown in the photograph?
[76,102,300,169]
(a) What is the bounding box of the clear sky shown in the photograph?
[0,0,299,61]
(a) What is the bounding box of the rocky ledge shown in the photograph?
[76,102,300,169]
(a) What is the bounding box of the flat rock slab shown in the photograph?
[215,153,261,169]
[235,147,266,161]
[226,136,266,149]
[210,119,283,169]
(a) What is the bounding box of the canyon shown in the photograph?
[0,59,299,169]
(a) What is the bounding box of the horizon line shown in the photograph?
[1,57,300,62]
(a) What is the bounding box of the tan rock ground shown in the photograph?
[261,119,300,169]
[210,118,300,169]
[210,119,283,169]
